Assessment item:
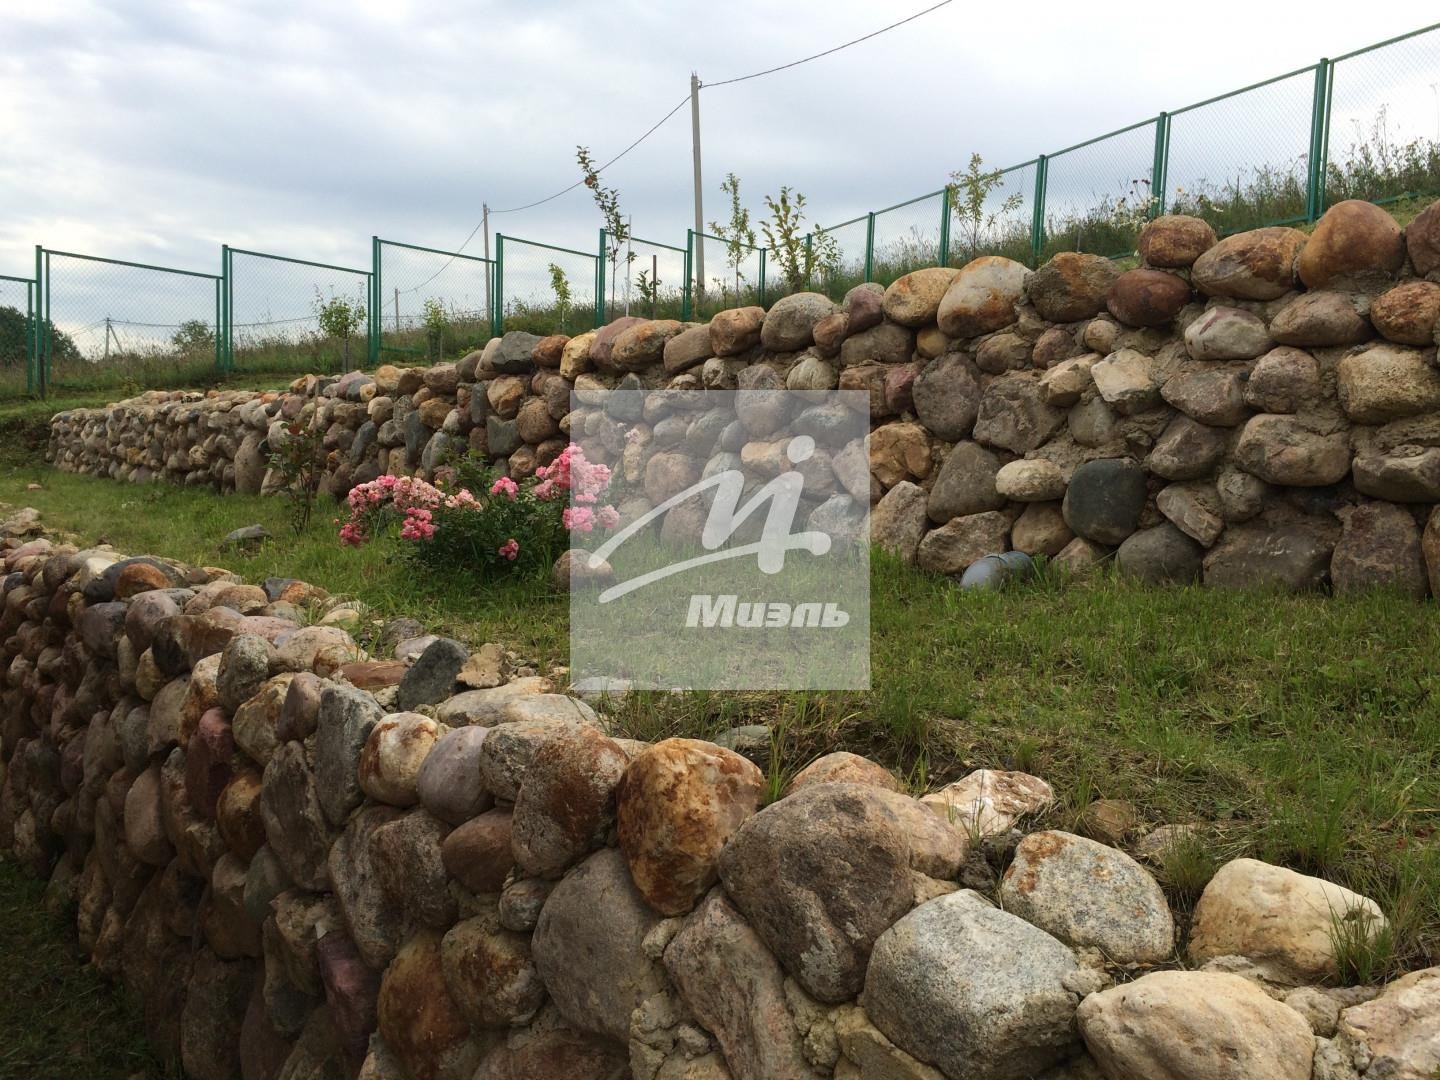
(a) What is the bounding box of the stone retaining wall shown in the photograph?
[48,197,1440,593]
[2,518,1438,1079]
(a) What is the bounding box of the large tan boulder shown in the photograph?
[1298,199,1405,289]
[1191,226,1306,299]
[882,267,961,327]
[1188,858,1388,984]
[1405,197,1440,276]
[1077,970,1314,1080]
[1137,214,1217,267]
[1330,966,1440,1080]
[1336,344,1440,423]
[1026,252,1120,322]
[936,257,1028,338]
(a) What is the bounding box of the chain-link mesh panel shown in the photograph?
[611,236,688,322]
[871,191,944,285]
[1167,67,1317,235]
[376,240,492,366]
[948,161,1037,267]
[691,231,766,319]
[497,237,598,336]
[1041,121,1159,260]
[1326,26,1440,207]
[0,276,34,398]
[39,251,219,396]
[812,216,870,300]
[225,248,370,376]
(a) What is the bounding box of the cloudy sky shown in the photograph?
[2,0,1438,286]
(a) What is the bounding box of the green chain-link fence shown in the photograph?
[372,238,493,367]
[6,22,1437,396]
[222,246,372,376]
[0,275,36,398]
[493,234,599,336]
[686,230,768,318]
[803,20,1440,298]
[608,234,689,322]
[33,248,221,397]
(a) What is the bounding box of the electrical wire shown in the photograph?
[406,1,954,294]
[702,0,956,87]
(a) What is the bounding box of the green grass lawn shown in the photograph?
[3,460,1438,974]
[0,858,167,1078]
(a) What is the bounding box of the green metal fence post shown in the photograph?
[493,235,505,335]
[596,229,608,328]
[37,245,48,398]
[759,248,768,308]
[214,277,222,374]
[682,230,694,320]
[804,234,813,291]
[1030,156,1049,267]
[1306,59,1333,222]
[1150,113,1170,217]
[369,236,380,368]
[863,213,876,282]
[938,185,952,267]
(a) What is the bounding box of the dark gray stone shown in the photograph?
[397,637,467,711]
[1062,458,1147,545]
[1116,524,1204,584]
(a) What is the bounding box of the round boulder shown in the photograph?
[1077,970,1314,1080]
[882,267,961,327]
[998,831,1175,963]
[1369,280,1440,346]
[616,738,766,916]
[1137,214,1217,267]
[760,293,836,352]
[511,726,629,879]
[937,256,1029,338]
[1116,523,1204,585]
[1191,226,1306,300]
[716,781,915,1003]
[1062,458,1147,545]
[1026,252,1121,322]
[1106,268,1192,327]
[1297,199,1404,289]
[358,713,441,807]
[865,890,1081,1079]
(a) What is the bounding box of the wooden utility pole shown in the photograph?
[690,73,704,303]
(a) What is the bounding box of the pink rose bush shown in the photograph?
[338,444,619,576]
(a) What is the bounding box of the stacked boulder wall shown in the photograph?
[3,517,1440,1078]
[50,199,1440,596]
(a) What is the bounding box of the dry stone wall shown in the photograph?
[2,512,1438,1080]
[48,197,1440,596]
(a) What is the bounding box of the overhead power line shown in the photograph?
[702,0,957,87]
[418,0,956,290]
[489,95,691,216]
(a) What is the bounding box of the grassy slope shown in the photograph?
[3,462,1437,972]
[0,859,165,1078]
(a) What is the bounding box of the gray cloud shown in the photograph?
[3,0,1436,285]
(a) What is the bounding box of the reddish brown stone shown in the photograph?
[532,334,568,368]
[1407,197,1440,276]
[1137,214,1217,268]
[440,808,515,894]
[1369,280,1440,346]
[1106,268,1192,327]
[185,707,234,820]
[510,726,629,879]
[587,316,646,370]
[316,930,379,1062]
[615,738,766,917]
[340,660,407,691]
[377,931,481,1080]
[216,769,266,861]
